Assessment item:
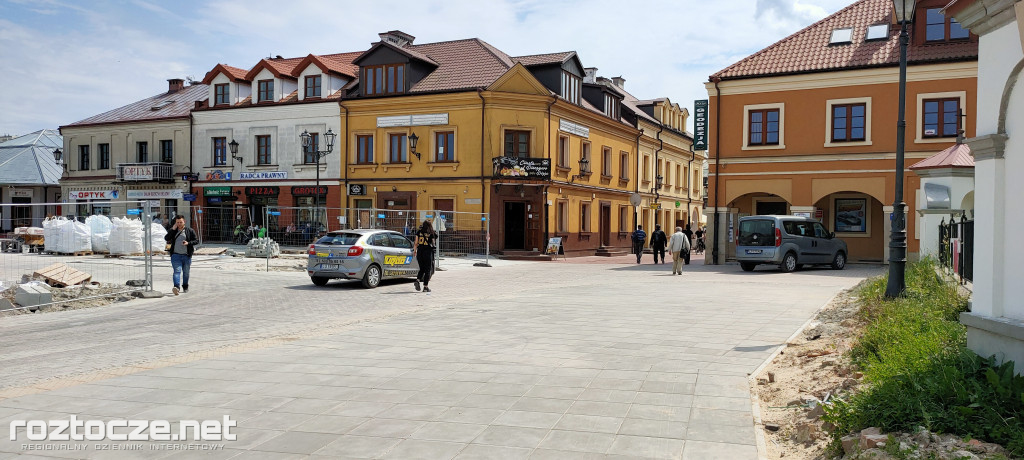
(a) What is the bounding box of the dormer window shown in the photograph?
[561,71,580,104]
[364,64,405,96]
[603,94,619,119]
[214,84,230,106]
[257,79,274,102]
[925,8,970,42]
[305,75,322,98]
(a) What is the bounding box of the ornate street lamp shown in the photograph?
[571,156,590,182]
[408,132,420,160]
[300,128,335,237]
[229,139,242,165]
[885,0,917,299]
[52,148,62,165]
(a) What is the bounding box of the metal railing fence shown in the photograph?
[939,215,973,284]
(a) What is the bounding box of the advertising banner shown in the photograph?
[694,100,709,151]
[126,189,183,200]
[492,157,551,180]
[239,171,287,180]
[67,190,119,200]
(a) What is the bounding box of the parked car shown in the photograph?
[307,229,419,288]
[736,215,847,272]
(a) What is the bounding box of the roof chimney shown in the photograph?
[167,78,185,93]
[584,67,597,84]
[378,30,415,47]
[611,76,625,89]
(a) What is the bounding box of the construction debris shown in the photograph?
[32,263,92,287]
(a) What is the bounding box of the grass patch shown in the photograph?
[824,258,1024,456]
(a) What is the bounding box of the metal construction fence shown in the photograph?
[939,215,973,284]
[0,202,157,312]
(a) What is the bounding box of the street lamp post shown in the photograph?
[300,129,336,237]
[885,0,917,299]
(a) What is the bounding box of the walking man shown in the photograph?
[650,224,668,264]
[669,226,690,275]
[164,215,199,295]
[682,224,694,265]
[413,220,438,293]
[630,225,647,264]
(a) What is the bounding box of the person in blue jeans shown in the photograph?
[164,215,199,295]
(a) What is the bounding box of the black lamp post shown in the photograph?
[654,174,664,225]
[571,157,590,182]
[52,148,62,165]
[229,139,242,165]
[408,133,420,160]
[885,0,917,299]
[300,128,336,236]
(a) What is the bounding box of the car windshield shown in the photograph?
[739,219,774,247]
[315,233,361,245]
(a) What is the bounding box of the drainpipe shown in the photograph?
[633,129,643,232]
[687,144,694,228]
[544,95,556,250]
[712,76,722,265]
[188,112,195,225]
[653,125,664,227]
[477,89,486,218]
[341,101,349,224]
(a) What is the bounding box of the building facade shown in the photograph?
[59,79,206,220]
[704,0,978,264]
[0,130,63,231]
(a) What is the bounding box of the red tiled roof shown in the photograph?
[245,57,303,81]
[711,0,978,80]
[403,39,516,93]
[316,52,362,77]
[200,64,248,85]
[512,52,576,67]
[910,142,974,169]
[62,84,208,128]
[354,41,439,67]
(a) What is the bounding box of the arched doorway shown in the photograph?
[729,193,791,217]
[813,192,885,262]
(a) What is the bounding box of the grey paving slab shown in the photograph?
[380,439,466,460]
[473,425,549,448]
[250,431,337,454]
[537,429,617,453]
[681,440,759,460]
[312,435,402,458]
[606,434,686,459]
[454,444,532,460]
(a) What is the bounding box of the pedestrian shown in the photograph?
[413,220,438,293]
[694,226,705,254]
[668,226,690,275]
[257,224,267,239]
[630,225,647,264]
[682,224,694,264]
[650,224,668,264]
[164,215,199,295]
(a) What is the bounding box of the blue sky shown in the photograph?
[0,0,851,136]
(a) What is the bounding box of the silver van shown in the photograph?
[736,215,847,272]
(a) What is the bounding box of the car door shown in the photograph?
[783,220,815,263]
[369,233,395,278]
[388,233,419,277]
[812,222,836,262]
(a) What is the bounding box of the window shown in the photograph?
[619,206,629,232]
[748,109,780,145]
[558,135,570,167]
[356,135,374,163]
[214,84,229,105]
[832,103,866,142]
[503,130,530,158]
[303,132,319,164]
[213,137,227,166]
[389,133,407,163]
[602,147,612,177]
[258,79,274,102]
[256,135,271,165]
[620,152,630,181]
[676,165,683,188]
[78,145,89,171]
[866,24,889,41]
[829,28,853,44]
[561,71,580,104]
[923,98,960,138]
[603,94,619,119]
[581,142,591,173]
[136,142,148,163]
[98,143,110,170]
[580,202,591,232]
[364,64,405,96]
[160,140,173,163]
[557,201,568,233]
[642,155,650,182]
[925,8,970,42]
[305,75,322,98]
[434,131,454,162]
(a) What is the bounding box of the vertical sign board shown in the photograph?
[693,100,709,151]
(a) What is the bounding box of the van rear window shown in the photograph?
[739,220,774,246]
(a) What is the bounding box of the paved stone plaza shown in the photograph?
[0,254,881,459]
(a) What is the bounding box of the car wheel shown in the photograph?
[311,276,329,286]
[740,262,757,272]
[780,252,798,272]
[831,252,846,270]
[362,264,382,288]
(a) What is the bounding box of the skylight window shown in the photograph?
[150,101,173,111]
[866,24,889,41]
[830,28,853,44]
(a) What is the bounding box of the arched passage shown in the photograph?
[814,191,886,262]
[730,192,791,216]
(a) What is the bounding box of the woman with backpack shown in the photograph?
[413,220,438,293]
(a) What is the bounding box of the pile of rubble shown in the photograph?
[244,237,280,258]
[838,427,1011,459]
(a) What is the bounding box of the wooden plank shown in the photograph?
[32,263,92,288]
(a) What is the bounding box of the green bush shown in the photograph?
[824,259,1024,456]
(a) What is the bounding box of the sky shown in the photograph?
[0,0,853,137]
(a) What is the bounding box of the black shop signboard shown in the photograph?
[245,186,279,197]
[492,157,551,180]
[291,186,328,197]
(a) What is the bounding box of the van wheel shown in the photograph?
[831,252,847,270]
[362,264,382,288]
[311,276,329,286]
[780,253,798,272]
[740,262,757,272]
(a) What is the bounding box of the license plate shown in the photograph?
[745,249,763,254]
[319,264,341,270]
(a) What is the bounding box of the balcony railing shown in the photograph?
[116,163,175,182]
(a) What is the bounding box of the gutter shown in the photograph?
[653,125,664,226]
[712,77,722,265]
[544,95,557,249]
[341,101,350,213]
[634,129,643,230]
[477,89,487,221]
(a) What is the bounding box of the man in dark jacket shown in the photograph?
[682,224,695,264]
[631,225,647,264]
[164,215,200,295]
[650,224,668,264]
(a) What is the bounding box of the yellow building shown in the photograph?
[339,31,699,256]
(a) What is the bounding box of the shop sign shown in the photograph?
[67,190,119,200]
[126,189,183,200]
[694,99,709,151]
[492,157,550,180]
[377,113,449,128]
[292,186,328,196]
[558,119,590,138]
[183,193,197,202]
[204,170,232,181]
[10,188,32,198]
[122,165,154,181]
[239,171,287,180]
[204,186,233,197]
[245,186,279,196]
[348,184,366,196]
[649,203,661,210]
[181,173,199,182]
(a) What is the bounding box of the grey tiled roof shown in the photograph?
[0,129,63,186]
